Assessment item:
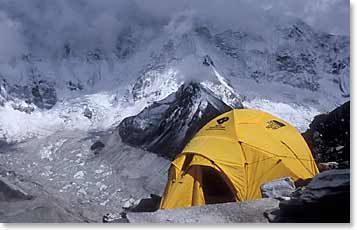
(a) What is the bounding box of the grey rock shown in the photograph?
[317,162,339,171]
[83,107,93,119]
[0,177,33,202]
[260,177,295,199]
[125,194,161,213]
[103,212,129,223]
[123,198,139,209]
[90,140,105,151]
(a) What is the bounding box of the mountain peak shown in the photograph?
[118,82,240,159]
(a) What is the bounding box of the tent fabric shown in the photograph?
[160,109,319,209]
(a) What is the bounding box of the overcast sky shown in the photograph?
[0,0,350,63]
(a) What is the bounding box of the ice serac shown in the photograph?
[118,82,240,159]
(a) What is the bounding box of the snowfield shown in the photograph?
[243,99,319,132]
[0,90,164,143]
[0,74,323,144]
[0,84,322,143]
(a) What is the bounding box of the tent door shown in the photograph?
[201,166,236,204]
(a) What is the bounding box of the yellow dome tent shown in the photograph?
[160,109,319,209]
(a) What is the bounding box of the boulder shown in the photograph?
[0,177,33,202]
[266,169,350,223]
[124,194,161,213]
[90,141,105,154]
[103,212,129,223]
[317,162,339,171]
[122,198,140,210]
[118,82,239,159]
[83,107,93,119]
[260,177,295,200]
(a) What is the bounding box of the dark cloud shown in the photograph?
[260,0,349,35]
[0,0,349,63]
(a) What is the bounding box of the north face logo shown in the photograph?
[266,120,286,129]
[217,117,229,124]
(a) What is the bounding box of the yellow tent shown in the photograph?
[160,109,319,209]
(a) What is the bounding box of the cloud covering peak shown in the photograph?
[0,0,349,63]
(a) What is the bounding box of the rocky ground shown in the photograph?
[127,199,279,224]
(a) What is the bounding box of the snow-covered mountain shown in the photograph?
[0,13,349,143]
[0,1,350,223]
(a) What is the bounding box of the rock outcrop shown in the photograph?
[0,77,57,111]
[260,177,295,200]
[29,80,57,109]
[303,101,350,168]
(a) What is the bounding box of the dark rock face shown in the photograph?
[0,77,58,110]
[267,169,350,223]
[303,101,350,168]
[118,82,237,159]
[30,80,57,109]
[67,81,83,91]
[0,77,10,106]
